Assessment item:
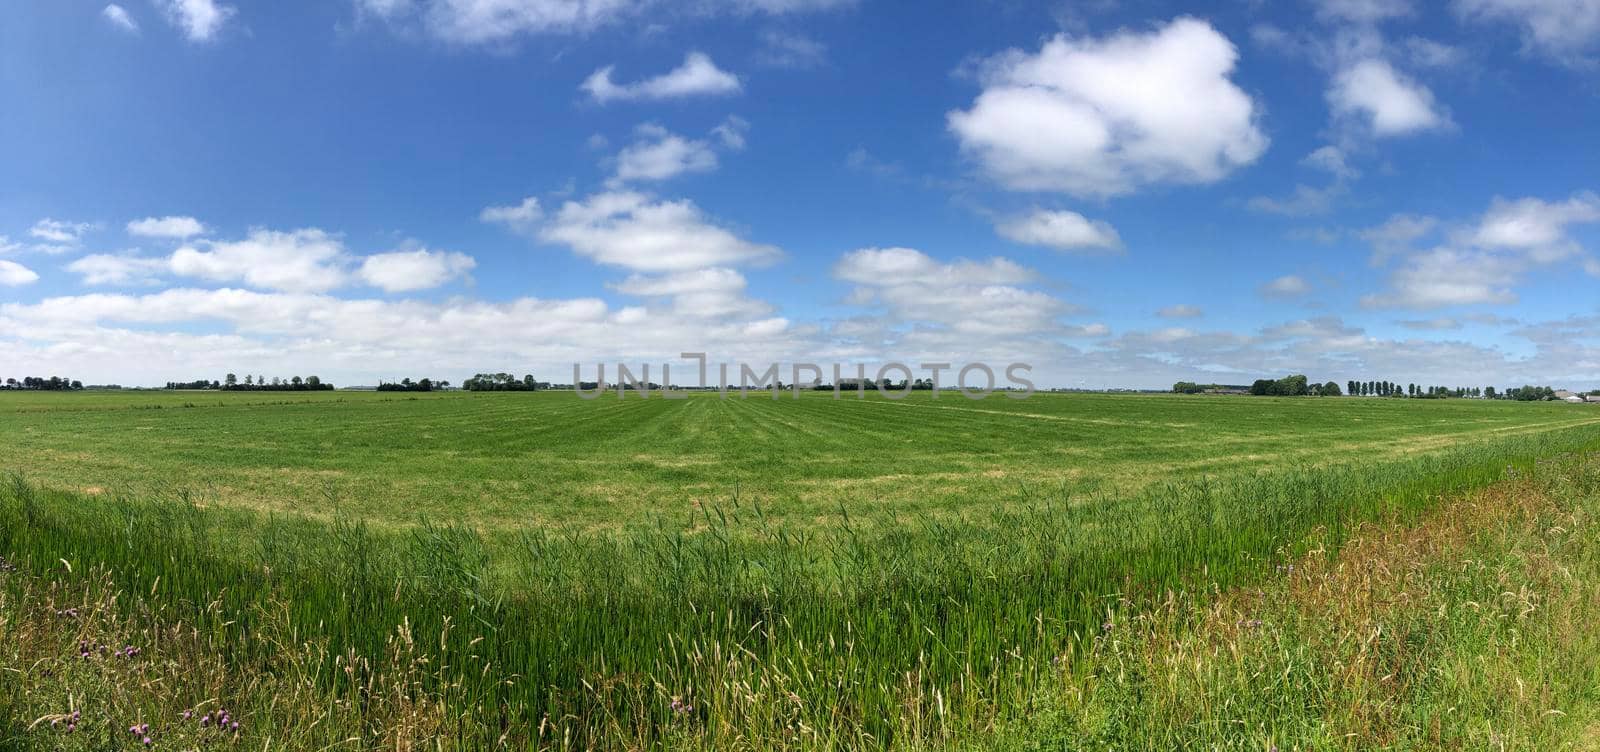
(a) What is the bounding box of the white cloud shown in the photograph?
[610,125,720,184]
[356,0,850,45]
[834,247,1071,343]
[1247,183,1346,216]
[479,197,543,233]
[157,0,235,42]
[994,209,1122,252]
[1261,275,1312,297]
[1302,145,1359,179]
[0,260,39,287]
[711,116,749,150]
[756,30,827,68]
[1360,213,1439,265]
[1364,191,1600,309]
[357,249,476,293]
[1397,317,1464,330]
[1328,59,1448,136]
[0,285,816,389]
[947,17,1267,197]
[102,4,140,32]
[169,228,348,292]
[834,247,1033,287]
[1404,37,1464,68]
[1157,304,1204,319]
[540,191,782,272]
[611,267,769,318]
[1315,0,1414,22]
[65,254,168,286]
[582,52,741,104]
[1456,0,1600,64]
[30,218,97,245]
[1247,147,1359,216]
[1362,247,1520,308]
[127,215,207,239]
[1471,191,1600,260]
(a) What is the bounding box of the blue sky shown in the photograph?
[2,0,1599,389]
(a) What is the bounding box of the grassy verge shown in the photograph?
[3,427,1600,749]
[983,452,1600,750]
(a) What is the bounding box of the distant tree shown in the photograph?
[1322,381,1342,397]
[225,373,238,388]
[1172,381,1206,394]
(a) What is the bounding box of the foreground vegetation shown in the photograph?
[985,449,1600,749]
[4,397,1600,748]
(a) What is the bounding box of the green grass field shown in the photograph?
[5,389,1596,529]
[5,390,1600,750]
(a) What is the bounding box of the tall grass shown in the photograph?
[3,427,1599,748]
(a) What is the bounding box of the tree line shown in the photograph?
[377,378,449,392]
[1175,376,1576,401]
[165,374,334,391]
[2,376,83,391]
[462,373,539,391]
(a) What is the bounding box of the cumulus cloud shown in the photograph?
[994,209,1122,252]
[30,218,97,245]
[610,125,721,184]
[169,228,348,292]
[1261,275,1312,298]
[1364,191,1600,309]
[1328,59,1449,136]
[1472,191,1600,260]
[127,215,207,239]
[0,260,39,287]
[582,52,741,104]
[540,191,782,272]
[834,247,1073,346]
[479,197,543,233]
[947,17,1267,197]
[611,267,770,318]
[358,249,476,293]
[1362,248,1520,308]
[65,254,168,286]
[102,4,139,32]
[157,0,235,42]
[1456,0,1600,64]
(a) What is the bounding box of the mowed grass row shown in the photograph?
[3,399,1599,748]
[4,390,1596,528]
